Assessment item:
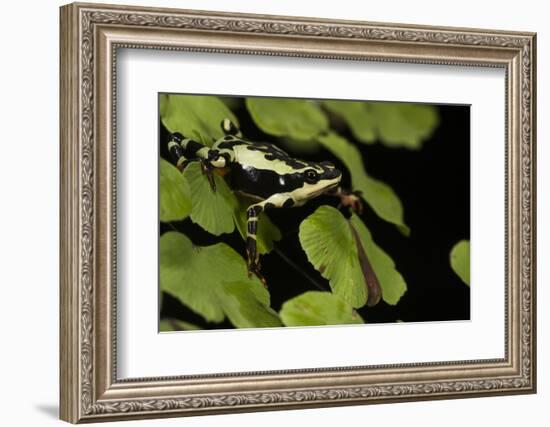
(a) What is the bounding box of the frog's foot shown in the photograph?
[329,187,363,214]
[176,159,191,172]
[339,190,363,214]
[248,263,267,288]
[200,161,217,192]
[246,254,267,287]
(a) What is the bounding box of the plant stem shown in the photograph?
[272,246,328,292]
[168,222,180,233]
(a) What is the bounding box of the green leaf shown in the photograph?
[299,206,367,307]
[349,214,407,305]
[246,98,328,140]
[159,318,201,332]
[183,162,238,235]
[179,163,281,245]
[299,206,406,308]
[234,199,282,255]
[369,102,439,149]
[280,291,364,327]
[222,281,282,328]
[318,133,409,235]
[160,232,281,328]
[450,240,470,286]
[324,101,438,149]
[160,94,238,145]
[159,158,191,222]
[323,100,377,143]
[219,96,242,111]
[278,137,322,154]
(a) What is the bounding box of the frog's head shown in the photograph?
[291,161,342,204]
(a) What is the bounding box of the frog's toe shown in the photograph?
[339,190,363,214]
[176,159,190,172]
[200,163,217,191]
[351,196,364,215]
[252,266,268,288]
[246,257,267,287]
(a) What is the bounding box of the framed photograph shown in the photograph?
[60,2,537,423]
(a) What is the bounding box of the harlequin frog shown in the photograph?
[167,119,361,282]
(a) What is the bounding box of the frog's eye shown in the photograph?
[304,169,319,184]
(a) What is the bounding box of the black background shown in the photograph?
[160,100,470,329]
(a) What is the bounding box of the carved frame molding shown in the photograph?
[60,2,536,423]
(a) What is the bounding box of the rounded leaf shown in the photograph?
[299,206,407,308]
[299,206,367,307]
[160,94,238,145]
[246,98,328,141]
[450,240,470,286]
[324,100,439,149]
[184,163,238,236]
[323,100,377,143]
[159,158,191,222]
[280,291,364,327]
[160,232,281,328]
[370,102,439,149]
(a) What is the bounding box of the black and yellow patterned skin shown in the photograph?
[167,119,346,282]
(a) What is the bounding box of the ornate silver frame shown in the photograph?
[60,2,536,423]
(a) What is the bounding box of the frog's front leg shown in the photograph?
[168,132,211,168]
[246,193,294,285]
[168,132,228,190]
[167,133,191,170]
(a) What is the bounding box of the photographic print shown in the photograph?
[60,4,535,421]
[159,94,470,331]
